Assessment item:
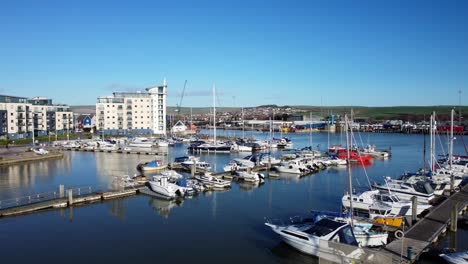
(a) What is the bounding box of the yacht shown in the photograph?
[148,176,186,198]
[137,160,167,172]
[342,190,432,216]
[128,137,154,148]
[195,173,231,189]
[372,177,435,202]
[274,158,314,175]
[265,218,360,258]
[235,171,265,183]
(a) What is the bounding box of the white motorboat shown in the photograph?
[265,218,361,258]
[137,160,167,172]
[159,170,183,180]
[231,142,252,152]
[128,137,154,148]
[360,145,389,158]
[99,142,117,151]
[274,158,312,175]
[235,171,265,183]
[372,177,435,203]
[181,160,212,171]
[148,176,184,198]
[342,190,432,216]
[33,148,49,155]
[157,140,169,147]
[195,173,231,189]
[308,211,389,247]
[440,250,468,264]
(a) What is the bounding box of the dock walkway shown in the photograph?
[383,183,468,263]
[62,148,167,156]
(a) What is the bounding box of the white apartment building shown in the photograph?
[0,95,74,139]
[96,80,167,136]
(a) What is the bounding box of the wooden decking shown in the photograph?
[383,183,468,263]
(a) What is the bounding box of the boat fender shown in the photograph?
[394,230,404,240]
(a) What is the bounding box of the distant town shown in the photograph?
[1,80,466,142]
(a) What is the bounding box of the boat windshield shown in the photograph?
[330,226,359,246]
[303,219,346,237]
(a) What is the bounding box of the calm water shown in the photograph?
[0,131,466,263]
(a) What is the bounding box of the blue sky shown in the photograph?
[0,0,467,107]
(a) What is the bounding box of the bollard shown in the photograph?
[67,189,73,206]
[450,203,458,232]
[411,196,418,223]
[407,247,413,260]
[191,163,196,177]
[59,184,65,198]
[247,167,252,174]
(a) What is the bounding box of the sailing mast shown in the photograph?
[213,83,217,146]
[242,107,245,140]
[450,109,454,192]
[309,112,312,148]
[345,113,354,227]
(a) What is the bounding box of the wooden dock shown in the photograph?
[62,148,167,156]
[0,186,142,218]
[383,183,468,263]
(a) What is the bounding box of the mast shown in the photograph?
[345,113,354,226]
[309,112,312,147]
[429,114,434,173]
[213,83,216,145]
[450,108,454,192]
[242,107,245,140]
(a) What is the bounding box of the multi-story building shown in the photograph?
[96,80,167,136]
[0,95,74,139]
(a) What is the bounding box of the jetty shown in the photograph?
[62,148,167,156]
[0,185,144,218]
[382,183,468,263]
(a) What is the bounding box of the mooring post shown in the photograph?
[411,196,418,223]
[67,189,73,206]
[191,163,196,177]
[450,202,458,232]
[59,184,65,198]
[268,156,271,170]
[247,167,252,174]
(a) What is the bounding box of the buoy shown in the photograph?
[395,230,404,239]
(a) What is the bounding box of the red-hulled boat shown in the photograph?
[338,151,372,164]
[328,145,346,154]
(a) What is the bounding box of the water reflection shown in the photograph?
[270,242,318,264]
[108,198,126,221]
[237,181,264,192]
[148,197,183,218]
[0,154,72,198]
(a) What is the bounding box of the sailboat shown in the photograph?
[190,84,232,153]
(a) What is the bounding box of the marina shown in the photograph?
[0,130,467,264]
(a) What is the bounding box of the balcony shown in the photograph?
[17,114,25,119]
[17,108,25,112]
[126,111,132,115]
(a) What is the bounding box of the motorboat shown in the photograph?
[342,189,432,217]
[223,160,252,172]
[181,159,212,171]
[33,148,49,155]
[372,177,435,203]
[128,137,154,148]
[235,171,265,183]
[360,145,390,158]
[148,176,185,198]
[137,160,167,172]
[309,211,389,247]
[338,151,372,164]
[195,173,231,189]
[159,170,183,181]
[190,142,232,153]
[265,218,361,258]
[186,179,205,193]
[230,142,253,152]
[439,250,468,264]
[274,158,314,175]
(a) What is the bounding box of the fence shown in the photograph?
[0,186,93,209]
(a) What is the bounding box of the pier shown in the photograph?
[62,147,167,156]
[0,185,144,218]
[383,183,468,263]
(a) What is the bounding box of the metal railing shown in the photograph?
[0,186,93,210]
